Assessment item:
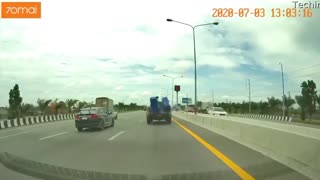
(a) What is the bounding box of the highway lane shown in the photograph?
[0,111,311,179]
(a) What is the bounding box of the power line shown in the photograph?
[290,72,320,78]
[288,63,320,73]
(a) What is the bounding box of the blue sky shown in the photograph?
[0,0,320,106]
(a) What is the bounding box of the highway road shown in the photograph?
[0,111,311,180]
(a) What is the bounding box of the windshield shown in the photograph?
[0,0,319,180]
[214,108,225,112]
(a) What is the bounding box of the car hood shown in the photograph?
[0,152,236,180]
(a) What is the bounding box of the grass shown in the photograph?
[293,120,320,126]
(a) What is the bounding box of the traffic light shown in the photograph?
[175,85,180,92]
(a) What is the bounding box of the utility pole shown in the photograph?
[279,62,285,116]
[248,79,251,113]
[212,90,215,107]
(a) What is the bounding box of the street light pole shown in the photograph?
[166,19,219,115]
[279,62,285,116]
[249,79,251,113]
[192,27,198,114]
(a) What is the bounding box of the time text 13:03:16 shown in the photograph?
[212,8,314,18]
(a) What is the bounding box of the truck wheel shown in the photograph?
[167,118,172,124]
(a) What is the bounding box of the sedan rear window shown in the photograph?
[80,109,96,114]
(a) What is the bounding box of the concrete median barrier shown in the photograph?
[173,112,320,179]
[0,114,75,130]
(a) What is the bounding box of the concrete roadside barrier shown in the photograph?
[173,111,320,180]
[232,113,292,122]
[0,114,75,130]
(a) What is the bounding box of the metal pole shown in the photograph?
[176,91,178,105]
[193,27,197,115]
[248,79,251,113]
[280,63,285,116]
[212,90,214,107]
[172,78,174,107]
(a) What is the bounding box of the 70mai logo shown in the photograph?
[1,2,41,18]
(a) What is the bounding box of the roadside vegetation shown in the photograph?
[3,80,320,121]
[4,84,145,119]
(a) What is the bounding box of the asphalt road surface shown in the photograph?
[0,111,311,180]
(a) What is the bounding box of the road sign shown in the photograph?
[182,98,192,104]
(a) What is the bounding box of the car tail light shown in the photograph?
[90,114,100,119]
[75,115,80,120]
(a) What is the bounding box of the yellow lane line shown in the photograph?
[173,118,255,180]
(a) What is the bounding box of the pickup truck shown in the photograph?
[146,96,172,124]
[106,110,118,120]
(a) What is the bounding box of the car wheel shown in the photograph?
[77,127,83,132]
[99,121,105,130]
[110,119,114,127]
[147,117,152,124]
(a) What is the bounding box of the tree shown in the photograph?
[295,95,306,120]
[8,84,23,119]
[283,95,296,116]
[267,96,282,114]
[129,103,137,110]
[317,94,320,110]
[115,102,125,112]
[75,101,88,112]
[301,80,317,121]
[21,103,35,116]
[37,99,52,115]
[84,101,95,108]
[50,99,66,115]
[258,101,269,114]
[65,99,79,113]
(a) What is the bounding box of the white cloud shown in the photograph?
[0,0,319,106]
[115,86,124,91]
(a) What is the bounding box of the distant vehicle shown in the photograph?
[107,110,118,120]
[185,105,196,112]
[75,107,114,131]
[113,111,118,119]
[208,107,228,116]
[96,97,113,110]
[146,96,172,124]
[96,97,117,120]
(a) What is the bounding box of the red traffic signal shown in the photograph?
[175,85,180,92]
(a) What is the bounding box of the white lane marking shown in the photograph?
[39,132,69,141]
[0,120,72,134]
[0,132,29,139]
[108,131,125,141]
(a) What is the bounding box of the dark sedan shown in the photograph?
[75,107,114,131]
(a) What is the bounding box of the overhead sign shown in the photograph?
[182,98,192,104]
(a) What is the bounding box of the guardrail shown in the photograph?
[230,113,292,122]
[0,114,75,130]
[173,111,320,179]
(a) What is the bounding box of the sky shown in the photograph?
[0,0,320,106]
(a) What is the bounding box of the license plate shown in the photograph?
[81,117,87,120]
